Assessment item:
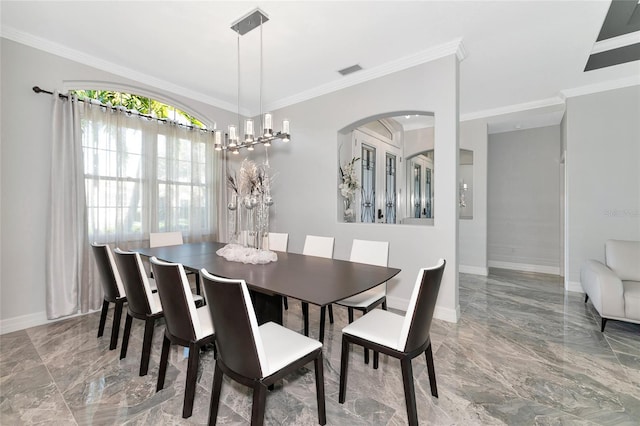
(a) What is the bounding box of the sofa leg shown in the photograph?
[584,294,589,303]
[601,318,607,332]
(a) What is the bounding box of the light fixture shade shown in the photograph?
[263,113,273,137]
[214,130,223,151]
[282,119,290,142]
[228,125,238,147]
[245,119,254,142]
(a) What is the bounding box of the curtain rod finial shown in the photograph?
[33,86,42,93]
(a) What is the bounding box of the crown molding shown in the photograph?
[460,96,565,122]
[560,74,640,98]
[265,38,465,113]
[591,31,640,54]
[1,25,250,116]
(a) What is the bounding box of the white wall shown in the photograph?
[0,39,238,332]
[488,125,562,275]
[1,38,462,332]
[459,119,488,275]
[564,85,640,292]
[262,55,461,321]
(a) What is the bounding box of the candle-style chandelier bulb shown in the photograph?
[245,119,254,142]
[228,124,238,147]
[263,113,273,137]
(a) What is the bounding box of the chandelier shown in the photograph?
[215,8,290,154]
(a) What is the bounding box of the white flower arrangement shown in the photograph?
[339,157,360,199]
[339,157,360,221]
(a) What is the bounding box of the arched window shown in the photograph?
[73,89,218,245]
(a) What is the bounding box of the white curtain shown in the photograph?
[81,101,220,249]
[45,95,221,319]
[46,94,95,319]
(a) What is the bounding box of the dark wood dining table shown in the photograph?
[136,242,400,341]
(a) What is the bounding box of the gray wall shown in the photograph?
[1,38,462,331]
[488,125,562,274]
[0,39,238,331]
[564,85,640,291]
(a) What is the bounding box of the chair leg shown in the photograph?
[195,273,201,296]
[97,300,109,338]
[251,383,268,426]
[584,294,589,303]
[183,341,200,418]
[314,351,327,425]
[110,300,124,350]
[400,358,418,426]
[283,296,288,310]
[601,317,608,332]
[319,306,326,343]
[424,342,438,397]
[348,308,354,323]
[328,304,334,324]
[373,351,379,369]
[156,335,171,392]
[382,300,388,310]
[209,362,224,426]
[338,337,350,403]
[120,313,133,360]
[140,318,155,376]
[302,302,309,336]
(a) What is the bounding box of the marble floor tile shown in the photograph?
[2,269,639,425]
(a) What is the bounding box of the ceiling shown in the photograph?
[2,1,639,132]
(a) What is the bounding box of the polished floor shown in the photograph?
[1,269,639,425]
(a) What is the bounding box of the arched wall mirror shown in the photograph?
[338,112,473,224]
[337,112,436,224]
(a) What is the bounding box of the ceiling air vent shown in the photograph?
[338,64,363,76]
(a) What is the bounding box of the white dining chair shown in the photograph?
[149,231,184,247]
[266,232,288,252]
[151,257,216,419]
[335,239,389,362]
[91,243,127,351]
[113,248,164,376]
[339,260,446,426]
[302,235,335,341]
[149,231,200,294]
[265,232,289,309]
[200,270,326,426]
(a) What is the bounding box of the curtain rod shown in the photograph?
[31,86,213,133]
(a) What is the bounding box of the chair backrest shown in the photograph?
[398,259,446,352]
[303,235,335,258]
[149,231,184,248]
[113,249,160,315]
[150,257,204,341]
[350,239,389,267]
[267,232,289,252]
[200,270,268,379]
[91,243,125,301]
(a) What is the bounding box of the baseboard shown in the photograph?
[386,295,409,311]
[566,280,583,293]
[488,260,560,276]
[387,295,460,323]
[459,265,489,276]
[0,309,96,335]
[433,305,460,323]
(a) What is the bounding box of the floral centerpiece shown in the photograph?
[339,157,360,222]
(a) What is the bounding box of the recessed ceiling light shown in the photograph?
[405,115,411,119]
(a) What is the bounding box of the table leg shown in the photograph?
[250,291,283,325]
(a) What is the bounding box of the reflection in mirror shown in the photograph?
[337,112,435,224]
[459,149,473,219]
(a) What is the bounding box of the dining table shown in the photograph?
[136,241,401,341]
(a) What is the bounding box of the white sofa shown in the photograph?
[581,240,640,331]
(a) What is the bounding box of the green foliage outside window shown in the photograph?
[72,90,205,128]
